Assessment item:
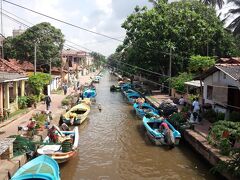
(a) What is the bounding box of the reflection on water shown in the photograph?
[61,72,218,180]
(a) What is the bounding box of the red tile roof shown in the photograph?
[218,57,240,64]
[0,58,25,74]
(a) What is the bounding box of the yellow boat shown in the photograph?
[63,99,91,125]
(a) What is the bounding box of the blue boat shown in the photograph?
[11,155,60,180]
[133,102,159,118]
[120,83,132,92]
[83,89,97,98]
[143,116,181,146]
[123,89,137,96]
[126,92,141,104]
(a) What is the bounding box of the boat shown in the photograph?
[62,101,90,125]
[83,88,97,98]
[11,155,60,180]
[37,127,79,163]
[110,85,121,92]
[120,83,132,92]
[133,102,159,118]
[143,116,181,146]
[123,89,137,96]
[126,92,141,104]
[92,75,100,83]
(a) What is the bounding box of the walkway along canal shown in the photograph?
[60,72,220,180]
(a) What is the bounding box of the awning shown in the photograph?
[184,80,203,87]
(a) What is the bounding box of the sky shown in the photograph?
[2,0,152,57]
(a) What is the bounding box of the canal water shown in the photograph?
[60,71,218,180]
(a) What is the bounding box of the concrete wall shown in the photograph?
[203,70,240,106]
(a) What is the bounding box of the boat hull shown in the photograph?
[133,103,159,119]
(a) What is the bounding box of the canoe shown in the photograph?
[133,102,159,118]
[120,83,132,92]
[123,89,137,96]
[37,127,79,164]
[63,102,90,125]
[11,155,60,180]
[83,89,97,98]
[143,116,181,146]
[126,92,141,104]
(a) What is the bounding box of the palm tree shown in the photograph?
[227,0,240,35]
[200,0,224,9]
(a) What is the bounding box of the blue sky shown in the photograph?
[2,0,152,56]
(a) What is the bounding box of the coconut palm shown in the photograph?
[200,0,224,9]
[227,0,240,35]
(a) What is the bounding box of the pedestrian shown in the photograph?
[192,98,200,121]
[45,95,52,110]
[63,84,68,95]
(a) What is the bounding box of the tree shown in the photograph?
[169,72,193,93]
[189,55,215,74]
[90,52,106,69]
[120,0,238,77]
[28,73,52,97]
[4,22,64,67]
[227,0,240,35]
[200,0,224,9]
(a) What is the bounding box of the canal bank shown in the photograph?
[60,72,220,180]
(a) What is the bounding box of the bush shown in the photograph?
[169,72,193,93]
[219,138,231,156]
[32,113,47,127]
[61,99,69,106]
[27,95,39,107]
[18,96,29,109]
[203,109,217,123]
[229,111,240,122]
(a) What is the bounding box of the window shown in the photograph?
[207,85,213,100]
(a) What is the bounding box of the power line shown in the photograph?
[3,0,123,42]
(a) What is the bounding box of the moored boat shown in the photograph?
[37,127,79,163]
[83,88,97,98]
[133,102,159,118]
[11,155,60,180]
[110,85,121,92]
[126,92,141,104]
[143,116,181,146]
[120,83,132,92]
[123,89,137,96]
[62,101,90,125]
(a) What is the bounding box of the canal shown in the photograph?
[61,71,218,180]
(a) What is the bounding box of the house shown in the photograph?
[0,59,28,114]
[199,63,240,113]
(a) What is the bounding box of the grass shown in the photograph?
[9,109,29,119]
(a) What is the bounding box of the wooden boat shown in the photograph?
[120,83,132,92]
[11,155,60,180]
[126,92,141,104]
[110,85,121,92]
[133,102,159,118]
[63,101,90,125]
[37,127,79,164]
[83,88,97,98]
[143,116,181,146]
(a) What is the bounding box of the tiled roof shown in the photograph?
[0,59,25,74]
[62,49,87,57]
[8,59,34,71]
[0,72,28,82]
[216,64,240,81]
[218,57,240,64]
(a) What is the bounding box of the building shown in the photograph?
[12,28,25,37]
[0,59,28,114]
[199,63,240,113]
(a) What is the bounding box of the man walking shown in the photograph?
[63,84,68,95]
[45,95,52,110]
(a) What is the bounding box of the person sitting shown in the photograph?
[27,118,36,131]
[69,113,76,125]
[159,121,170,135]
[48,126,58,143]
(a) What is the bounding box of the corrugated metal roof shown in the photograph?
[216,64,240,81]
[184,80,203,87]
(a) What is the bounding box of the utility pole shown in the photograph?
[1,0,3,59]
[169,47,172,96]
[34,42,37,75]
[49,58,52,76]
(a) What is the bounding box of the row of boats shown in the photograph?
[11,75,102,180]
[116,82,181,147]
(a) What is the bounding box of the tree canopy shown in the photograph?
[119,0,239,77]
[4,22,65,67]
[90,52,106,69]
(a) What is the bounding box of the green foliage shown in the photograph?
[27,95,39,107]
[18,96,28,109]
[208,120,240,155]
[28,73,52,96]
[3,22,64,67]
[32,113,47,127]
[189,55,215,73]
[118,0,239,76]
[169,73,192,93]
[229,111,240,122]
[90,52,106,69]
[203,109,217,123]
[61,95,72,106]
[188,94,200,102]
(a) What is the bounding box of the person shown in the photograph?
[45,95,51,110]
[69,113,76,125]
[48,126,58,143]
[159,121,170,135]
[63,84,68,95]
[59,115,64,126]
[27,118,36,131]
[98,103,102,112]
[192,98,200,121]
[179,96,185,105]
